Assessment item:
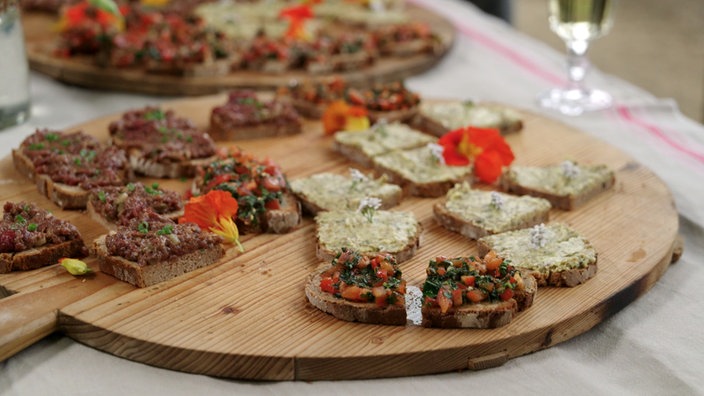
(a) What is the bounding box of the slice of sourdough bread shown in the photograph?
[433,182,551,239]
[477,223,597,287]
[289,171,403,215]
[501,161,615,210]
[412,101,523,137]
[333,122,435,167]
[372,145,473,197]
[315,210,421,264]
[0,240,87,274]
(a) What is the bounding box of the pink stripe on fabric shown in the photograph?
[615,105,704,165]
[409,0,704,165]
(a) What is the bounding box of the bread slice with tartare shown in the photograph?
[477,223,597,287]
[501,160,615,210]
[420,251,537,328]
[433,182,551,239]
[305,250,407,325]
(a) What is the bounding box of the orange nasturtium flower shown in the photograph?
[179,190,244,252]
[438,126,515,184]
[279,4,314,41]
[322,100,370,135]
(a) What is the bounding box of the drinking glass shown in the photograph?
[0,0,31,130]
[538,0,615,116]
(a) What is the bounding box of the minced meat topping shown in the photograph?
[105,213,222,266]
[210,90,301,127]
[89,182,183,226]
[33,145,130,189]
[0,201,85,253]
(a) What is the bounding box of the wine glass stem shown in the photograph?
[565,39,590,90]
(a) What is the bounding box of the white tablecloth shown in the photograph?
[2,1,703,394]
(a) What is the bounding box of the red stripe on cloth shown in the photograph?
[409,0,704,165]
[615,105,704,165]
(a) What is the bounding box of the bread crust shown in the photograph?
[238,192,302,234]
[421,271,537,328]
[476,240,598,287]
[0,239,88,274]
[93,235,225,288]
[208,120,302,141]
[304,269,407,326]
[126,149,218,179]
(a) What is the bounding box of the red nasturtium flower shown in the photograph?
[179,190,244,252]
[438,126,515,184]
[322,100,370,135]
[279,4,314,40]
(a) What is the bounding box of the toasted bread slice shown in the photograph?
[433,183,551,239]
[257,192,302,234]
[333,122,436,167]
[127,152,218,179]
[290,171,403,215]
[420,253,538,328]
[477,223,598,287]
[501,161,615,210]
[372,145,473,197]
[305,251,407,326]
[412,101,523,137]
[315,210,421,264]
[0,201,88,274]
[93,216,225,288]
[208,91,302,141]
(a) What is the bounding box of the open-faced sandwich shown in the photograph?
[108,106,219,179]
[305,249,407,325]
[501,160,615,210]
[12,128,132,209]
[434,182,551,239]
[421,251,537,328]
[412,100,524,137]
[315,198,421,263]
[372,21,443,57]
[290,169,402,215]
[87,182,184,231]
[209,90,302,141]
[93,212,225,288]
[191,147,301,234]
[333,121,435,167]
[0,201,88,273]
[477,223,597,287]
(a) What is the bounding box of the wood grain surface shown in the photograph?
[22,5,455,96]
[0,95,679,380]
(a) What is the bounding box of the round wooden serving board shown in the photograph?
[22,5,455,96]
[0,95,679,380]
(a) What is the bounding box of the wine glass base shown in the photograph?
[538,88,612,116]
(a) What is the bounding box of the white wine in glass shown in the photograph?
[538,0,615,116]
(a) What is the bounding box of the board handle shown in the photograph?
[0,287,61,362]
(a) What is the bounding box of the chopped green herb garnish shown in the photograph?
[144,109,166,121]
[156,224,174,235]
[138,221,149,233]
[97,191,107,202]
[45,133,59,142]
[126,183,136,192]
[27,223,38,232]
[28,143,45,150]
[14,214,26,225]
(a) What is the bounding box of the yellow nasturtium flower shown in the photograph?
[59,258,92,275]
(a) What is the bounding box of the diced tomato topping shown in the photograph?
[466,289,487,303]
[205,174,231,191]
[451,289,463,306]
[437,289,452,314]
[341,285,367,302]
[320,277,335,294]
[265,199,280,210]
[436,266,446,276]
[461,275,475,287]
[500,288,514,301]
[262,176,283,192]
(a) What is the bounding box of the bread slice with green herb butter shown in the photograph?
[333,121,435,167]
[290,170,403,215]
[434,182,551,239]
[372,145,473,197]
[315,209,421,264]
[501,161,615,210]
[477,223,597,287]
[412,100,523,137]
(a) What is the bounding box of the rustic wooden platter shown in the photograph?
[22,5,455,96]
[0,94,679,380]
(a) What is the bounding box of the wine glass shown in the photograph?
[538,0,616,116]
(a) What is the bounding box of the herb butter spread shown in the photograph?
[373,145,472,183]
[316,210,419,255]
[335,122,435,157]
[506,162,614,196]
[290,172,401,211]
[478,223,596,275]
[443,183,551,234]
[420,101,521,131]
